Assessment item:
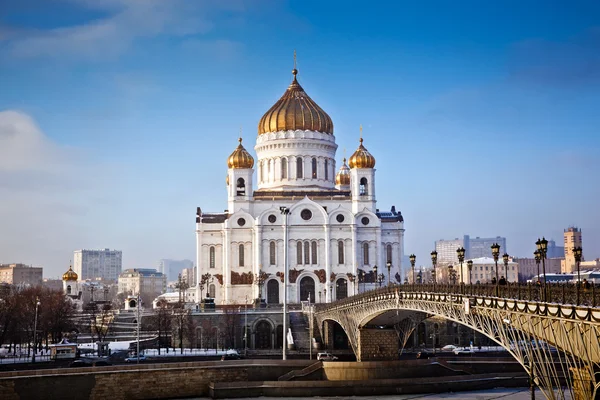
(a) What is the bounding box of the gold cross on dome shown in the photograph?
[294,49,297,69]
[360,124,363,138]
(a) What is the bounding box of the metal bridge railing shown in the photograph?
[316,282,600,311]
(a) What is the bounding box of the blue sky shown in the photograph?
[1,0,599,277]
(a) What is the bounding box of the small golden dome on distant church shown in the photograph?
[62,265,78,281]
[349,138,376,169]
[227,138,254,169]
[335,158,351,185]
[258,68,334,135]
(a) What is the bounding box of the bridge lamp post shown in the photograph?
[491,243,500,296]
[32,297,40,363]
[502,253,510,283]
[431,250,438,286]
[377,273,384,287]
[386,261,392,286]
[373,265,378,289]
[467,260,473,286]
[574,246,583,305]
[457,247,465,289]
[409,254,416,288]
[536,237,548,302]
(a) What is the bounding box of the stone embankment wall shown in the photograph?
[0,360,311,400]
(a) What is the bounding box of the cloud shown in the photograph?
[508,27,600,86]
[3,0,245,61]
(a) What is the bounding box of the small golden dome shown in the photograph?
[349,138,376,169]
[335,158,351,185]
[227,138,254,169]
[258,69,334,135]
[62,265,78,281]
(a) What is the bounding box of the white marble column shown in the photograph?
[223,229,230,304]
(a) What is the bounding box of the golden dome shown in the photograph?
[227,138,254,169]
[62,265,78,281]
[258,69,333,135]
[349,138,376,169]
[335,158,351,185]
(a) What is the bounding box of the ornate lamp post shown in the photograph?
[448,265,455,285]
[456,247,465,286]
[574,246,583,305]
[491,243,500,296]
[377,273,385,287]
[386,261,392,286]
[32,297,40,363]
[358,270,364,293]
[431,250,438,285]
[467,260,473,286]
[409,254,416,287]
[534,250,541,280]
[536,237,548,301]
[502,253,510,283]
[373,265,378,289]
[431,269,436,286]
[255,270,268,301]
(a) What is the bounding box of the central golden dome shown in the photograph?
[258,69,333,135]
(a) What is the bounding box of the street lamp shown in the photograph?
[536,237,548,301]
[280,206,290,360]
[255,270,268,302]
[377,273,385,287]
[533,250,541,281]
[467,260,473,286]
[386,261,392,286]
[574,246,583,305]
[373,265,378,288]
[448,265,455,285]
[431,250,438,285]
[32,297,40,363]
[456,247,465,286]
[502,253,510,283]
[358,270,364,292]
[491,243,500,296]
[409,254,416,287]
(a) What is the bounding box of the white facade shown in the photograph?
[74,249,122,281]
[118,268,167,297]
[196,69,405,305]
[460,257,519,284]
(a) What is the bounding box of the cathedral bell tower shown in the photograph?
[349,133,376,213]
[226,137,254,213]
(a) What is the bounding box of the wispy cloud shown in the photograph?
[2,0,245,61]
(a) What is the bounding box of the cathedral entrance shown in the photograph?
[267,279,279,304]
[255,321,272,349]
[336,278,348,300]
[299,276,315,302]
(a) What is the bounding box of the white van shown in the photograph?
[317,352,338,361]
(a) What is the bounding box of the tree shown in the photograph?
[172,306,192,354]
[84,301,114,345]
[150,299,172,354]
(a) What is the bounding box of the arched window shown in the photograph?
[304,242,310,265]
[359,177,368,195]
[336,278,348,300]
[236,178,245,196]
[239,244,244,267]
[312,158,317,178]
[209,284,216,298]
[267,280,279,304]
[299,276,315,303]
[296,157,303,178]
[338,241,344,264]
[269,241,276,265]
[281,158,287,179]
[297,242,303,265]
[386,244,392,264]
[363,242,369,265]
[209,246,215,268]
[311,241,317,265]
[324,159,329,180]
[66,285,72,295]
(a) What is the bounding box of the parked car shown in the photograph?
[125,355,147,363]
[441,345,458,352]
[453,348,475,355]
[69,358,112,367]
[316,352,338,361]
[416,351,433,359]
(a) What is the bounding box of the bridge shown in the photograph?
[313,284,600,400]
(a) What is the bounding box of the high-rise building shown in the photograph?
[546,240,565,259]
[73,249,122,281]
[435,235,507,264]
[561,227,583,273]
[0,264,43,286]
[158,259,194,282]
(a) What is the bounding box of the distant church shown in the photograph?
[196,65,404,305]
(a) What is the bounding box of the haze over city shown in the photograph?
[1,0,599,277]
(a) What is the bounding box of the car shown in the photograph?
[221,353,242,361]
[441,345,458,352]
[416,351,433,359]
[453,348,475,355]
[125,355,147,362]
[69,358,112,367]
[316,352,338,361]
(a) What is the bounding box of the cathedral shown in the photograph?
[195,66,404,305]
